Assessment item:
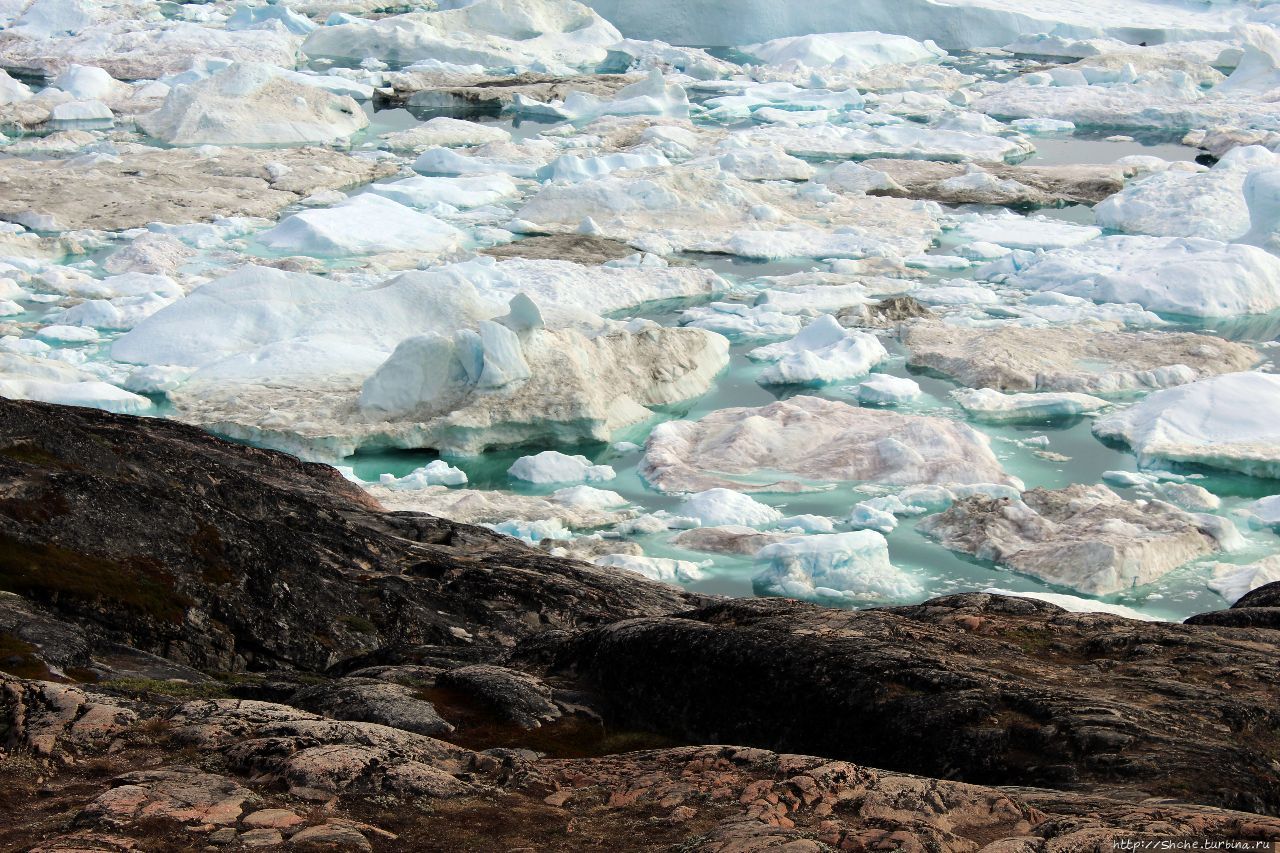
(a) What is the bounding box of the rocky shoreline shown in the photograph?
[2,399,1279,850]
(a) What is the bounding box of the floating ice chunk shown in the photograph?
[226,2,316,34]
[716,143,815,182]
[0,70,33,105]
[138,62,367,146]
[380,460,469,489]
[509,450,616,484]
[1003,236,1280,317]
[1094,164,1252,241]
[821,161,903,194]
[1093,372,1280,478]
[367,174,518,209]
[1154,481,1220,512]
[774,514,835,533]
[750,315,888,385]
[981,588,1157,621]
[742,31,944,71]
[681,302,805,339]
[513,68,689,122]
[381,117,512,151]
[909,282,1000,306]
[1242,494,1280,529]
[753,530,921,603]
[1207,556,1280,605]
[853,374,921,406]
[537,150,670,183]
[903,321,1253,394]
[356,334,472,419]
[947,214,1101,251]
[1216,24,1280,95]
[10,0,94,37]
[641,395,1015,493]
[51,65,121,100]
[51,295,176,331]
[302,0,622,69]
[952,388,1109,422]
[257,194,464,257]
[676,488,782,527]
[847,501,898,533]
[35,324,98,343]
[475,319,531,388]
[920,484,1231,595]
[414,146,544,178]
[585,0,1241,51]
[0,377,151,414]
[745,124,1034,165]
[489,518,572,543]
[595,553,706,584]
[1102,470,1155,487]
[1009,117,1076,134]
[49,99,112,125]
[551,485,628,509]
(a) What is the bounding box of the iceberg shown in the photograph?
[752,530,921,603]
[676,488,782,528]
[1093,372,1280,478]
[920,484,1234,595]
[1002,236,1280,318]
[951,388,1110,422]
[749,315,888,386]
[640,395,1016,494]
[509,450,616,484]
[138,63,367,146]
[256,194,465,257]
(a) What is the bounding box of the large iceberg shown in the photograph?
[640,395,1016,493]
[302,0,622,69]
[920,484,1234,595]
[1093,372,1280,478]
[138,63,367,146]
[741,32,945,72]
[110,262,730,457]
[582,0,1239,50]
[902,321,1257,393]
[1000,236,1280,318]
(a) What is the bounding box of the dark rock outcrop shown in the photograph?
[546,595,1280,815]
[0,398,703,674]
[1186,580,1280,628]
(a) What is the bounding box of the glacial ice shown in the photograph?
[753,530,922,603]
[301,0,622,69]
[509,450,616,484]
[1207,556,1280,604]
[741,32,945,72]
[1093,372,1280,478]
[951,388,1111,422]
[138,63,368,146]
[640,395,1016,494]
[676,488,783,528]
[902,321,1257,393]
[920,484,1234,595]
[748,315,889,386]
[256,194,465,257]
[852,374,922,405]
[379,461,469,489]
[595,553,707,584]
[581,0,1240,51]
